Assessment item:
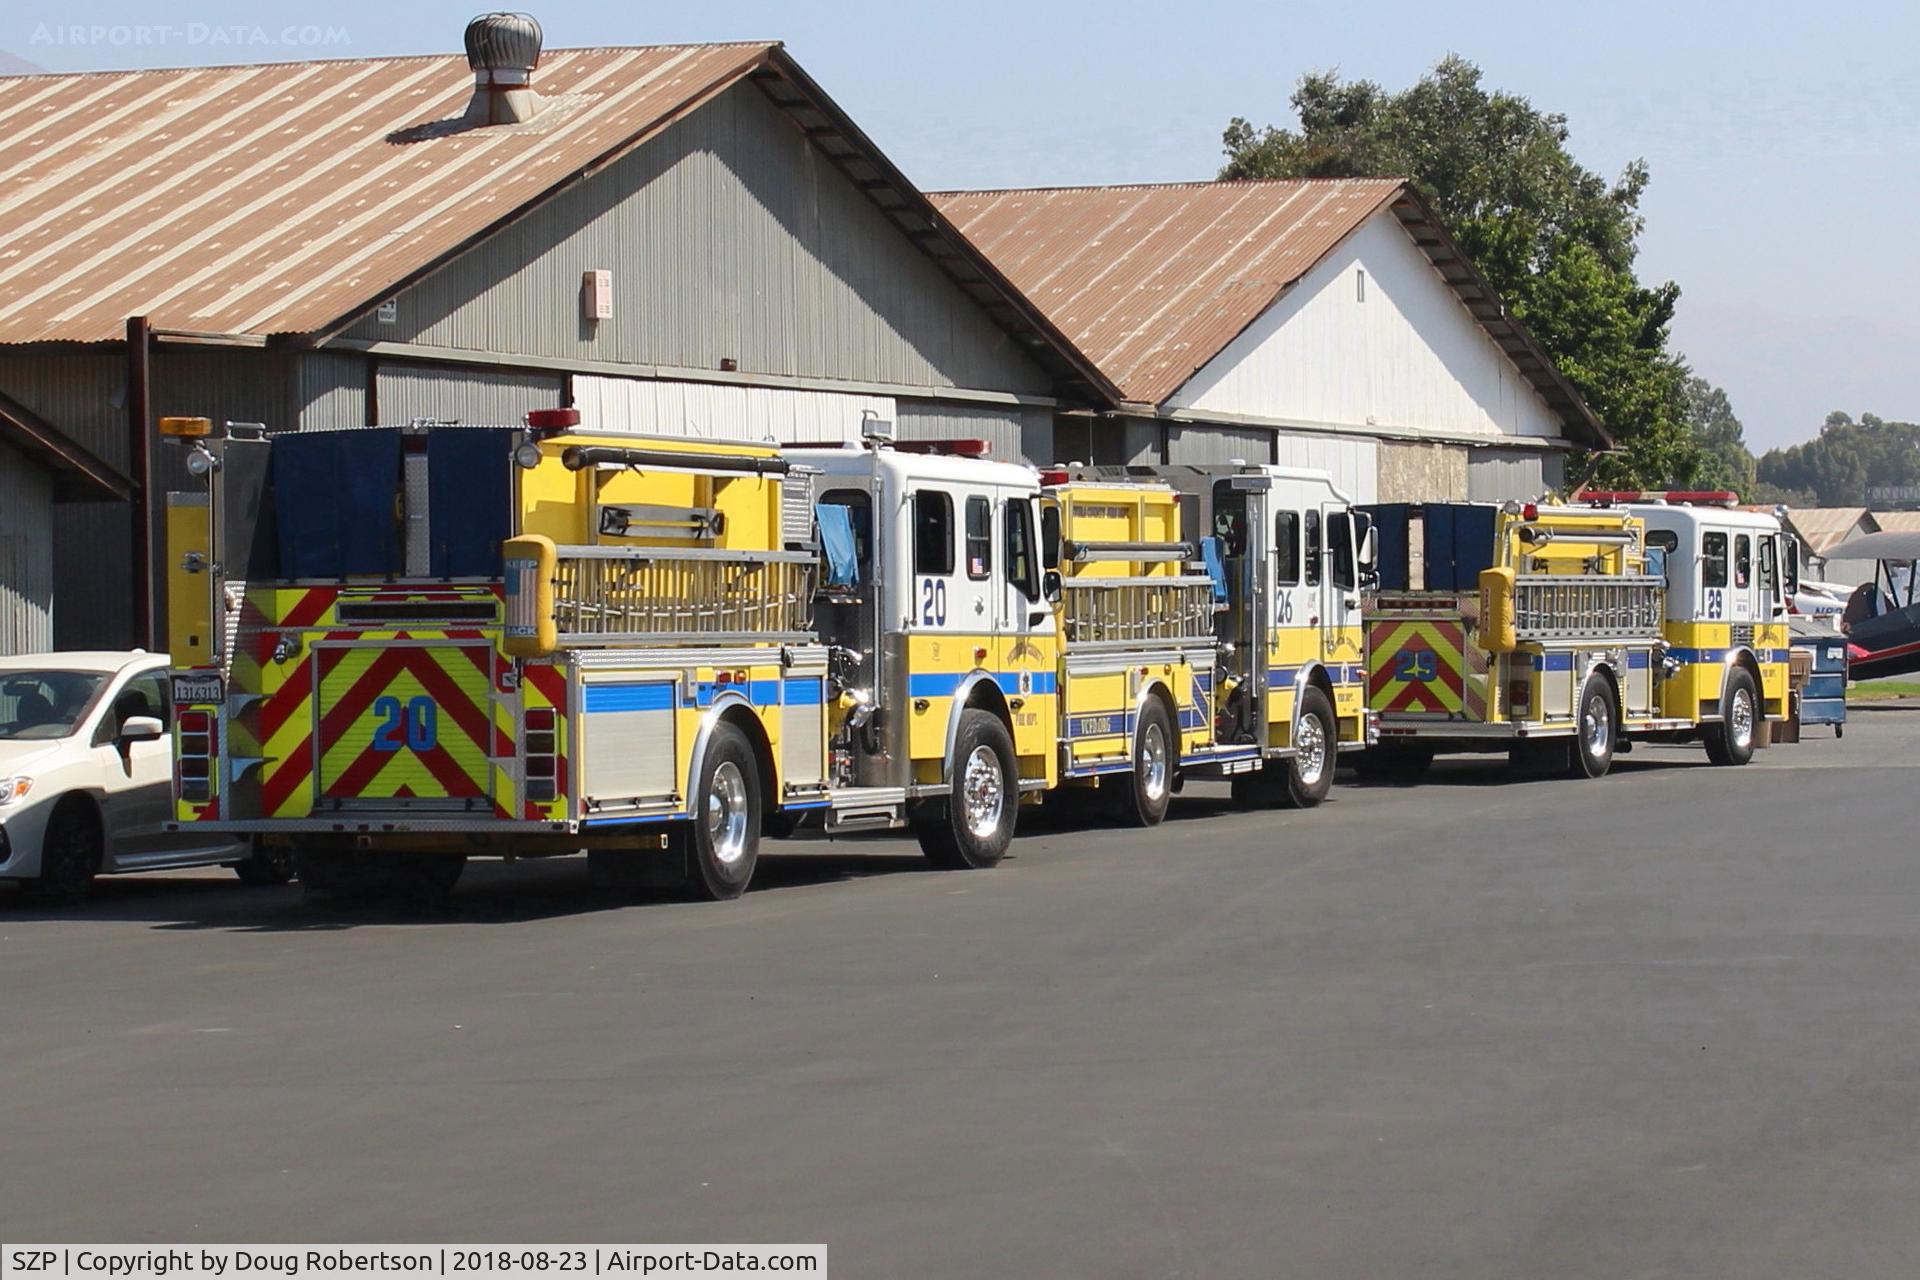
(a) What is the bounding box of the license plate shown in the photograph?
[171,673,225,706]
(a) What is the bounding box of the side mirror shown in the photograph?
[1042,569,1063,604]
[119,715,165,743]
[1358,522,1379,582]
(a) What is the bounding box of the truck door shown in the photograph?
[1321,505,1365,665]
[903,480,991,765]
[1730,531,1756,623]
[997,488,1055,767]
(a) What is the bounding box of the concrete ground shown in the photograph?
[1,709,1914,1278]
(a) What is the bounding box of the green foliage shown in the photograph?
[1222,56,1699,486]
[1682,375,1756,494]
[1757,412,1920,507]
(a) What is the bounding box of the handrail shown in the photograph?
[548,544,815,643]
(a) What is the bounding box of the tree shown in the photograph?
[1757,412,1920,507]
[1222,56,1698,486]
[1682,375,1755,494]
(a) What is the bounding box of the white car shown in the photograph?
[0,651,292,900]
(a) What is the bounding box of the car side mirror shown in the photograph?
[1042,569,1063,604]
[119,715,165,743]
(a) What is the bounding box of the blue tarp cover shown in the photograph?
[817,503,860,587]
[1200,536,1230,602]
[272,430,402,578]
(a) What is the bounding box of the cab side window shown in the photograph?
[1702,532,1728,588]
[1329,513,1357,591]
[913,490,954,576]
[1303,510,1322,587]
[1759,535,1779,602]
[964,496,992,580]
[1734,534,1752,589]
[1005,499,1041,602]
[1274,511,1300,586]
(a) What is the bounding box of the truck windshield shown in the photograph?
[0,671,106,741]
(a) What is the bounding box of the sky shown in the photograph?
[4,0,1916,452]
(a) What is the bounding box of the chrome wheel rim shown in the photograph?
[706,761,751,867]
[1583,695,1610,758]
[961,744,1006,840]
[1141,721,1170,801]
[1730,687,1755,749]
[1296,714,1328,786]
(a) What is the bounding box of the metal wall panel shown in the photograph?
[0,440,55,655]
[373,362,565,426]
[894,401,1051,463]
[0,347,298,650]
[297,352,371,431]
[1167,424,1275,465]
[574,374,893,444]
[1273,433,1380,505]
[346,82,1051,398]
[0,352,127,468]
[1466,448,1562,501]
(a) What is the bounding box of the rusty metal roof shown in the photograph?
[0,44,773,345]
[0,42,1121,404]
[1785,507,1875,554]
[931,179,1608,445]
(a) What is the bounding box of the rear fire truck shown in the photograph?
[1358,494,1792,778]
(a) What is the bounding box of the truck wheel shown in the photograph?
[685,722,761,900]
[232,845,296,886]
[389,853,466,905]
[1705,668,1759,766]
[1119,698,1175,827]
[26,799,102,903]
[1569,674,1616,779]
[915,709,1017,869]
[1280,686,1338,809]
[1353,743,1436,783]
[295,849,388,902]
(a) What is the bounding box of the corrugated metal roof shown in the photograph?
[1785,506,1874,553]
[0,44,775,345]
[930,179,1609,446]
[1868,510,1920,534]
[930,180,1401,406]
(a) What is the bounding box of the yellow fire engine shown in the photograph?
[1360,493,1793,777]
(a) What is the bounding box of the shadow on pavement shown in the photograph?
[0,849,939,932]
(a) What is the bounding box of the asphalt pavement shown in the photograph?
[2,709,1916,1278]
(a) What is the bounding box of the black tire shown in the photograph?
[27,798,102,903]
[1230,686,1339,809]
[232,845,297,886]
[685,722,762,901]
[1353,743,1436,783]
[1280,685,1338,809]
[914,708,1017,869]
[295,849,388,902]
[1118,697,1175,827]
[389,852,467,905]
[1705,667,1759,766]
[1507,738,1568,778]
[1568,674,1616,779]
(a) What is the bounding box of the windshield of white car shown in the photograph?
[0,671,108,740]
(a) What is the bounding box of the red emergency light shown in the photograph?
[525,407,581,434]
[1039,468,1072,486]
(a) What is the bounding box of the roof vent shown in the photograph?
[463,12,545,125]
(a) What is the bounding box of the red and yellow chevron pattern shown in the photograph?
[1368,619,1466,714]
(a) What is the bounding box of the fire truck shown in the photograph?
[163,414,1373,901]
[1359,493,1793,778]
